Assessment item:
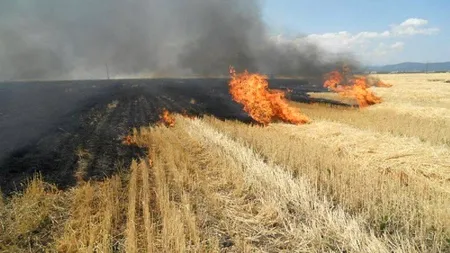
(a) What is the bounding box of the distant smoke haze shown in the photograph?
[0,0,358,81]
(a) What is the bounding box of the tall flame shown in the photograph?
[324,68,382,108]
[229,66,310,125]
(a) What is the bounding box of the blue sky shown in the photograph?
[262,0,450,65]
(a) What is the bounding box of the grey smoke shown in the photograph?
[0,0,358,80]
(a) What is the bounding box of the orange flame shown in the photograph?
[122,135,135,145]
[323,71,344,91]
[159,108,176,127]
[374,79,392,87]
[229,66,310,125]
[324,69,382,108]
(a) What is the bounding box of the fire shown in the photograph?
[323,71,344,91]
[324,68,382,108]
[374,79,393,87]
[181,109,197,119]
[159,108,176,127]
[228,66,310,125]
[122,135,135,145]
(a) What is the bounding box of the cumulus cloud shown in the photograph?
[273,18,438,64]
[400,18,428,27]
[391,18,439,35]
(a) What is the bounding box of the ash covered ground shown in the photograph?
[0,78,340,194]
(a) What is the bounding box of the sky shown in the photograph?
[262,0,450,65]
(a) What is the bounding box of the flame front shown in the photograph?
[160,108,176,127]
[324,69,382,108]
[229,66,310,125]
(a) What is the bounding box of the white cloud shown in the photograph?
[299,18,438,50]
[371,42,404,57]
[301,30,391,53]
[400,18,428,27]
[271,18,438,64]
[391,18,439,35]
[390,41,404,50]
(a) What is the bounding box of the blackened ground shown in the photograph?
[0,78,342,194]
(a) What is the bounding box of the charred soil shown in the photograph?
[0,78,330,194]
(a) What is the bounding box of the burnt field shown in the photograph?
[1,74,449,252]
[0,78,330,194]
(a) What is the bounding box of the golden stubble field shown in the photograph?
[1,73,449,252]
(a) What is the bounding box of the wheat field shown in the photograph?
[1,74,449,252]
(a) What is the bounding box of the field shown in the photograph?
[0,74,449,252]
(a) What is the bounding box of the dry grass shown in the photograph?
[125,160,138,252]
[0,175,65,252]
[1,73,449,252]
[183,117,398,252]
[75,148,91,183]
[305,73,450,146]
[312,73,450,111]
[373,73,450,109]
[125,120,402,252]
[141,157,155,253]
[135,124,236,251]
[293,102,450,146]
[56,175,123,252]
[204,116,450,252]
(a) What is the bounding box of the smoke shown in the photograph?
[0,0,358,80]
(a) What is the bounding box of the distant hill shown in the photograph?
[365,62,450,73]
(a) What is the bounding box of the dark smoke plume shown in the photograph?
[0,0,358,80]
